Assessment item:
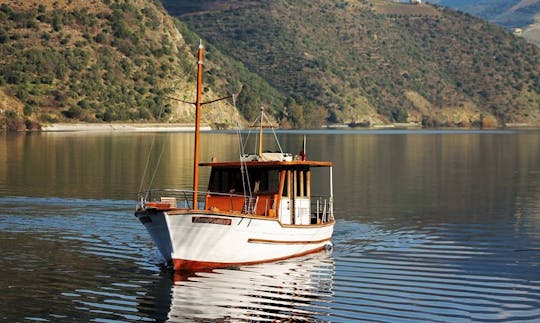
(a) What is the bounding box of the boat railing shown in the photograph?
[138,189,334,223]
[311,195,334,224]
[137,189,250,211]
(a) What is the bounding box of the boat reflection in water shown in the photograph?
[140,251,335,322]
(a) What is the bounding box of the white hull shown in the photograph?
[136,210,334,270]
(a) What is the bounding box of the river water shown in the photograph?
[1,129,539,322]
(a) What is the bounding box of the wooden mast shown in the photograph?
[258,107,264,158]
[192,42,204,209]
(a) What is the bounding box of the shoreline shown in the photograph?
[27,122,540,133]
[41,123,212,132]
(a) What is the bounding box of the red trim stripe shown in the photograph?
[247,238,331,245]
[172,246,328,271]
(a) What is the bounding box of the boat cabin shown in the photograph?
[201,157,333,225]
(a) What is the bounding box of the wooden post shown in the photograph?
[287,170,292,200]
[258,107,264,158]
[192,42,204,210]
[299,170,304,197]
[276,170,286,217]
[292,169,297,224]
[306,169,311,198]
[287,170,293,223]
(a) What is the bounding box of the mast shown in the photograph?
[193,42,204,209]
[258,107,264,158]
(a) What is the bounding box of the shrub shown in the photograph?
[23,104,35,116]
[24,119,41,131]
[63,106,82,119]
[5,115,26,131]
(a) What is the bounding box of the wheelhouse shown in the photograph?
[202,160,334,225]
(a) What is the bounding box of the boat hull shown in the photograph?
[135,209,334,271]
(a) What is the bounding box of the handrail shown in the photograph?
[137,189,334,223]
[137,188,250,211]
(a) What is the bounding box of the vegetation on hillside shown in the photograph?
[1,0,539,130]
[174,20,286,124]
[433,0,540,46]
[0,0,186,130]
[164,0,540,127]
[0,0,274,130]
[434,0,539,28]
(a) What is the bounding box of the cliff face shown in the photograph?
[164,0,540,127]
[0,0,242,130]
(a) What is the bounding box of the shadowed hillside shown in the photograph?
[433,0,540,46]
[164,0,540,127]
[434,0,540,28]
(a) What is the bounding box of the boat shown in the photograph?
[135,43,335,271]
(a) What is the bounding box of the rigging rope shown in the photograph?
[138,136,156,193]
[263,110,284,154]
[148,141,166,190]
[138,103,166,192]
[234,95,252,197]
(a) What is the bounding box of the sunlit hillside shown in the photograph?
[0,0,248,130]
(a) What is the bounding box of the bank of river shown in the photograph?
[36,122,540,132]
[41,122,212,132]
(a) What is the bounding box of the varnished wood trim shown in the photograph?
[247,237,331,245]
[199,160,333,167]
[150,209,335,228]
[280,220,335,228]
[172,246,328,271]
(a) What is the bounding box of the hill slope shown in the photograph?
[434,0,539,28]
[433,0,540,46]
[163,0,540,127]
[0,0,256,130]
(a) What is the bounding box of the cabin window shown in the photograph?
[249,169,280,194]
[208,168,243,194]
[208,168,280,195]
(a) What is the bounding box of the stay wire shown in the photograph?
[138,103,166,192]
[263,110,283,154]
[234,95,252,197]
[148,142,166,190]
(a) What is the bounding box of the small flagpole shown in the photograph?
[300,135,307,161]
[192,41,204,209]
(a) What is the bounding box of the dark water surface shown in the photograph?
[1,130,539,322]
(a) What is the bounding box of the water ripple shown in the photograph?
[1,197,540,322]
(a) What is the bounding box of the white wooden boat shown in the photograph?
[135,43,335,271]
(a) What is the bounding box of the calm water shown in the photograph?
[1,130,539,322]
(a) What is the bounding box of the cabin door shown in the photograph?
[278,169,311,225]
[279,197,292,224]
[294,198,311,225]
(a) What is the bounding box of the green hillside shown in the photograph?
[164,0,540,127]
[0,0,276,130]
[1,0,539,130]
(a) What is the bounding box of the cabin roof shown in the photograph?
[199,160,332,168]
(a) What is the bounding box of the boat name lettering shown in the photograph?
[192,216,232,225]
